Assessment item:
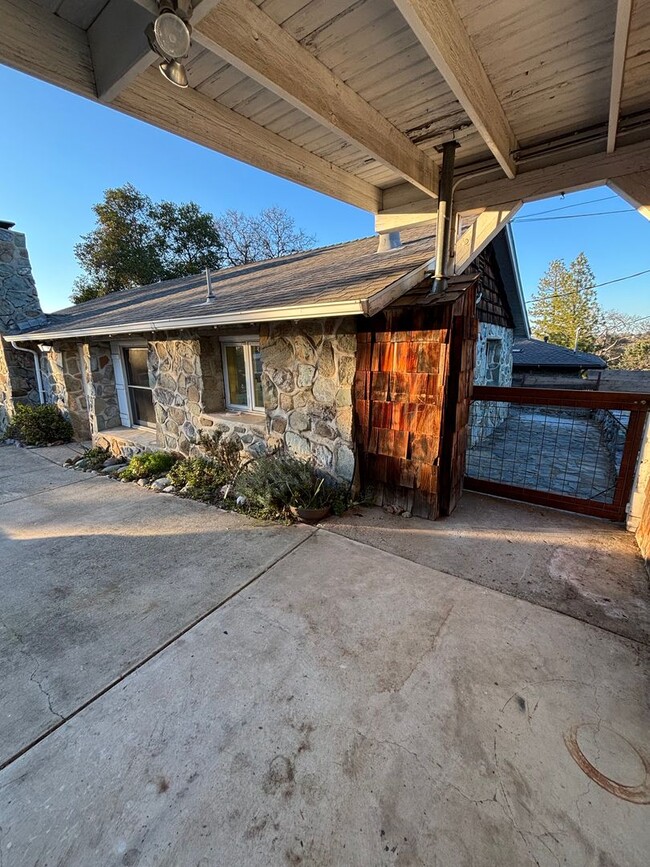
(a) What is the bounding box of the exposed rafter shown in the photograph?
[452,202,522,274]
[190,0,438,199]
[607,0,634,154]
[90,0,221,103]
[379,139,650,217]
[607,171,650,220]
[0,0,381,212]
[392,0,517,179]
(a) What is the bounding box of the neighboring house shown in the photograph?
[1,222,527,519]
[512,337,606,386]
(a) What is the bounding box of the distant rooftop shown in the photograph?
[512,337,607,370]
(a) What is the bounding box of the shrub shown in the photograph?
[80,445,110,470]
[5,403,73,446]
[121,450,177,481]
[236,452,350,517]
[195,430,242,477]
[168,456,229,502]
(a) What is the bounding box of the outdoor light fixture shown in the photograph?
[146,1,193,89]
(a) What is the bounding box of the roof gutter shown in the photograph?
[9,341,45,404]
[4,299,367,343]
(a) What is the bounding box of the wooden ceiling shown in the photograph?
[2,0,650,232]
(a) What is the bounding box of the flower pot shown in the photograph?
[290,504,331,524]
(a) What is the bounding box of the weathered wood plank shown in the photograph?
[607,171,650,221]
[393,0,517,178]
[194,0,439,198]
[607,0,634,153]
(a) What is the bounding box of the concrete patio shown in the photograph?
[0,445,648,866]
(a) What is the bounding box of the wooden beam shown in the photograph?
[381,139,650,214]
[392,0,517,179]
[607,171,650,220]
[607,0,634,154]
[192,0,438,199]
[452,202,522,273]
[0,0,380,212]
[93,1,223,102]
[114,67,382,212]
[0,0,96,98]
[89,0,156,102]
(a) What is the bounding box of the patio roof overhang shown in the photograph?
[1,0,650,235]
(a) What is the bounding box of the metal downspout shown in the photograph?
[432,140,459,295]
[9,340,45,404]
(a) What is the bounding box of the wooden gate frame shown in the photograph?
[464,386,649,521]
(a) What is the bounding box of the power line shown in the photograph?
[518,194,618,218]
[525,268,650,305]
[516,209,634,223]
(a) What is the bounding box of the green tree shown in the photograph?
[529,253,600,351]
[619,337,650,370]
[71,184,223,303]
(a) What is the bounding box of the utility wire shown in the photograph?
[516,209,634,222]
[517,194,618,218]
[524,268,650,305]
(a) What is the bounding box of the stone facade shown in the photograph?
[146,334,266,457]
[260,317,356,482]
[82,342,122,435]
[40,345,90,440]
[0,227,45,430]
[470,322,513,446]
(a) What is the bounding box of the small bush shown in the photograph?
[195,430,242,477]
[168,456,229,502]
[236,452,350,517]
[80,445,110,470]
[121,450,177,481]
[6,403,73,446]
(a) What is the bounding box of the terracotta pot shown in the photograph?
[290,504,331,524]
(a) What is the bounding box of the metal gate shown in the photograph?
[465,386,649,521]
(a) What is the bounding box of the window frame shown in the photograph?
[220,336,264,414]
[121,344,157,429]
[485,338,503,386]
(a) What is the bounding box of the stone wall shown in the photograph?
[40,345,90,440]
[260,317,356,483]
[0,227,45,430]
[148,336,204,453]
[470,322,513,446]
[82,342,122,434]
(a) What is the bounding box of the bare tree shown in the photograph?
[215,206,315,267]
[593,309,650,367]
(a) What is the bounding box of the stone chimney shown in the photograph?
[0,223,46,430]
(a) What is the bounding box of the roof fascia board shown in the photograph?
[5,299,367,343]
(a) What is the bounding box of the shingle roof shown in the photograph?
[9,225,445,341]
[512,337,606,369]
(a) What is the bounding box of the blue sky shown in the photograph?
[2,65,649,318]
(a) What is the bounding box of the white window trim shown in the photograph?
[220,337,264,414]
[110,341,155,429]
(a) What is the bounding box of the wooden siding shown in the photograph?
[473,246,514,329]
[354,283,477,520]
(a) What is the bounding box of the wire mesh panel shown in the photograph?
[467,401,630,503]
[465,387,648,519]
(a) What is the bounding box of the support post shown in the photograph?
[432,141,459,294]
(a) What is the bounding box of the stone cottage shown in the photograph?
[1,221,528,517]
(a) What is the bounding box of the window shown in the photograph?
[122,346,156,428]
[485,339,502,386]
[221,339,264,412]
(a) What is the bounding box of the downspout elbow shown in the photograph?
[9,340,45,404]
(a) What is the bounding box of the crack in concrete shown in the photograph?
[0,614,63,722]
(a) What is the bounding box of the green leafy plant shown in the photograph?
[5,404,73,446]
[236,452,350,518]
[195,430,242,477]
[168,456,229,502]
[121,450,177,481]
[80,445,110,470]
